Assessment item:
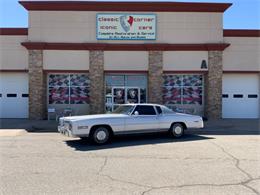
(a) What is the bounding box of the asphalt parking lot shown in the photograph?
[0,123,260,195]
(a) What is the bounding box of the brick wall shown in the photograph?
[148,51,163,104]
[205,51,223,119]
[28,50,46,119]
[89,50,105,114]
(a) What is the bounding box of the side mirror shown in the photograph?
[133,111,139,116]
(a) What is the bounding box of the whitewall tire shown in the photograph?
[91,126,110,144]
[170,123,184,138]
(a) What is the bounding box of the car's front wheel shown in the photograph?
[169,123,184,138]
[91,126,111,145]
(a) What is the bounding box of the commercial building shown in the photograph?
[0,1,259,119]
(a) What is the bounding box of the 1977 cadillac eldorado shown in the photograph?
[58,104,204,144]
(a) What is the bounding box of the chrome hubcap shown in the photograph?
[174,126,182,135]
[96,130,107,141]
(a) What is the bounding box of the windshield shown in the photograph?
[112,105,135,115]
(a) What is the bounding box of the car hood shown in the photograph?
[62,114,127,121]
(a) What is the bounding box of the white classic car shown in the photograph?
[58,104,204,144]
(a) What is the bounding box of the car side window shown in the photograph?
[134,105,156,115]
[156,106,162,115]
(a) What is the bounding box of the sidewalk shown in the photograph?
[0,118,259,134]
[191,119,260,135]
[0,119,58,132]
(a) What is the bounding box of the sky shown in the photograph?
[0,0,259,29]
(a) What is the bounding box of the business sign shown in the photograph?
[96,14,156,40]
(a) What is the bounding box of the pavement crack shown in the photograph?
[242,177,260,195]
[141,188,154,195]
[209,141,253,179]
[98,156,108,175]
[141,178,260,195]
[101,173,151,189]
[243,184,260,195]
[95,150,260,195]
[209,141,259,195]
[97,157,151,189]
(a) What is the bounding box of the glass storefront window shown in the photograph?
[183,86,202,105]
[49,74,70,87]
[106,75,124,86]
[48,74,90,104]
[70,87,90,104]
[48,87,69,104]
[163,74,203,106]
[126,75,147,86]
[162,87,181,104]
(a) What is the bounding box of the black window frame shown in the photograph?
[22,94,29,98]
[233,94,243,98]
[248,94,258,98]
[133,105,157,116]
[7,94,17,98]
[222,94,229,98]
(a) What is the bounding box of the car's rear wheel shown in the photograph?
[91,126,110,145]
[169,123,184,138]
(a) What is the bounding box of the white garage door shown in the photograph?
[222,74,259,118]
[0,73,29,118]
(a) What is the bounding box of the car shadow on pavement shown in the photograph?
[188,129,260,135]
[65,133,214,151]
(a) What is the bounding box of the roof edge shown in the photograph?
[19,1,232,12]
[21,42,230,51]
[0,28,28,35]
[224,29,260,37]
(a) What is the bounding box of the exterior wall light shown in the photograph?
[201,60,207,69]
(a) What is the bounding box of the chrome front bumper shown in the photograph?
[58,126,73,137]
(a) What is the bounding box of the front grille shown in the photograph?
[64,121,72,130]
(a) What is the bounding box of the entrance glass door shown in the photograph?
[110,87,140,111]
[105,75,147,112]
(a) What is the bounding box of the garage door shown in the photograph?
[0,73,29,118]
[222,74,259,118]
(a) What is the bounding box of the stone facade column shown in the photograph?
[205,51,223,119]
[28,50,46,120]
[259,73,260,118]
[148,51,163,104]
[89,50,104,114]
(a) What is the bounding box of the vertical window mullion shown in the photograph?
[69,74,71,105]
[202,75,204,106]
[47,74,50,105]
[181,75,183,105]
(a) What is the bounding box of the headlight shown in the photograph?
[59,118,64,126]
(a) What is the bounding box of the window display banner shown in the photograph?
[127,88,139,103]
[113,88,125,104]
[97,14,156,40]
